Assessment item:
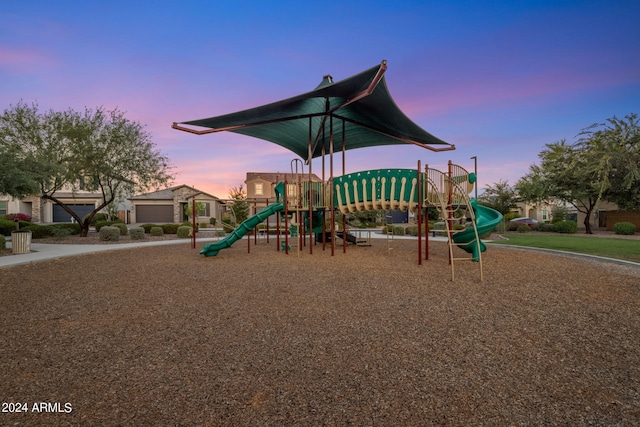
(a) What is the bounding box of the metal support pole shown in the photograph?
[417,160,422,265]
[329,115,335,257]
[471,155,478,199]
[425,164,429,261]
[191,198,196,249]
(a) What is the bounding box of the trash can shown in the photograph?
[11,230,32,254]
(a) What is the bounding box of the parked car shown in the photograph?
[509,217,539,227]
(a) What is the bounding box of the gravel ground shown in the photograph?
[1,237,639,426]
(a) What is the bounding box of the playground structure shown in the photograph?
[199,160,502,280]
[174,60,503,280]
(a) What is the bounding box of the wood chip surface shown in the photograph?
[1,238,639,425]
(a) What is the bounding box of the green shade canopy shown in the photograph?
[173,60,455,161]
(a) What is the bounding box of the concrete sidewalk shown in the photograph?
[0,238,219,268]
[1,230,448,268]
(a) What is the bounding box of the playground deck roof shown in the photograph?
[172,60,455,161]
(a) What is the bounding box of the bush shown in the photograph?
[538,223,556,232]
[517,225,531,233]
[95,219,123,231]
[506,221,521,231]
[614,222,636,235]
[209,217,217,226]
[141,223,159,233]
[177,225,193,238]
[111,223,128,236]
[161,223,179,234]
[22,224,54,239]
[51,228,72,238]
[393,226,406,236]
[150,226,164,237]
[130,227,145,240]
[0,220,17,236]
[0,235,5,249]
[86,212,108,224]
[49,223,81,235]
[503,212,520,222]
[99,226,120,241]
[554,220,577,234]
[2,213,32,222]
[182,221,199,232]
[405,225,427,236]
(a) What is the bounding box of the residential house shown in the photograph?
[581,201,640,231]
[129,185,223,225]
[1,187,105,223]
[512,199,562,223]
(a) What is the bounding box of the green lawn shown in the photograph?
[490,233,640,263]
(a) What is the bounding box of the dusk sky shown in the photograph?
[2,1,639,198]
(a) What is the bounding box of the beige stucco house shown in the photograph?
[129,185,224,225]
[0,188,105,223]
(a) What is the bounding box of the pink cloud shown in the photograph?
[0,46,57,72]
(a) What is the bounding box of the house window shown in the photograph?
[542,209,548,221]
[198,202,209,217]
[0,201,7,215]
[255,183,264,196]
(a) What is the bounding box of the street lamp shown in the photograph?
[470,156,478,199]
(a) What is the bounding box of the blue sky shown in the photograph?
[2,1,639,197]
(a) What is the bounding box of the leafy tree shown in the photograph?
[477,180,518,215]
[0,144,41,198]
[0,102,174,236]
[517,113,639,234]
[517,140,601,233]
[229,185,249,224]
[576,114,640,210]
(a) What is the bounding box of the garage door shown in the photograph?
[135,205,173,223]
[52,204,96,223]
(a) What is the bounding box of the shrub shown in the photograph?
[161,223,179,234]
[405,225,427,236]
[3,213,33,222]
[538,223,556,232]
[177,225,193,238]
[182,221,198,232]
[614,222,636,235]
[99,226,120,241]
[49,223,82,235]
[111,223,128,236]
[0,220,17,236]
[95,219,123,231]
[51,228,72,238]
[130,227,145,240]
[150,226,164,237]
[209,217,217,226]
[199,222,208,229]
[0,235,5,249]
[22,224,54,239]
[393,226,406,236]
[506,221,521,231]
[141,223,159,233]
[554,220,577,234]
[517,225,531,233]
[503,212,520,222]
[86,212,108,224]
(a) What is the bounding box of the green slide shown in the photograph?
[452,198,503,261]
[200,202,284,257]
